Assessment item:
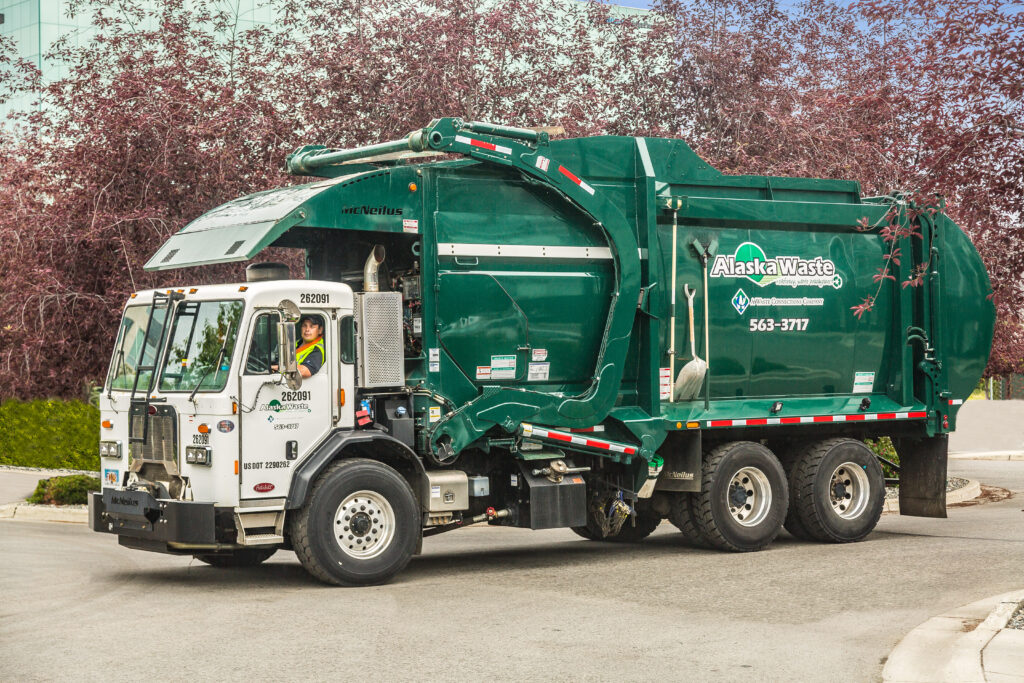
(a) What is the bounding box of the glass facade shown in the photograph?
[0,0,277,118]
[1,0,646,120]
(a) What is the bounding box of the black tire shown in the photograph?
[691,441,788,552]
[610,509,662,542]
[571,506,662,543]
[788,438,885,543]
[667,493,712,548]
[290,458,420,586]
[195,548,277,568]
[775,446,813,541]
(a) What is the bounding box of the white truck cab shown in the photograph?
[91,274,415,572]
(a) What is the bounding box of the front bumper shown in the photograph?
[89,489,217,548]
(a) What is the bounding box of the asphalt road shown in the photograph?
[2,461,1023,682]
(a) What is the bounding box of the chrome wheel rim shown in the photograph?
[829,462,870,519]
[334,490,396,559]
[727,466,772,527]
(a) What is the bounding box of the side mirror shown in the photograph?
[276,320,302,390]
[277,298,301,323]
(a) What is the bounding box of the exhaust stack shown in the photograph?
[363,245,386,292]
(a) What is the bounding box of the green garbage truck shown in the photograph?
[89,118,995,585]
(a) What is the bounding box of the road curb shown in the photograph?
[0,503,88,524]
[949,451,1024,461]
[883,478,981,514]
[883,589,1024,682]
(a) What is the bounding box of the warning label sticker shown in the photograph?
[660,367,672,400]
[476,366,491,380]
[531,348,548,362]
[528,362,550,381]
[491,354,516,380]
[429,406,441,422]
[853,371,875,394]
[403,219,419,234]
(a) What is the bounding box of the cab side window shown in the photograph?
[245,313,280,374]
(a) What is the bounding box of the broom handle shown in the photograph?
[703,253,710,407]
[669,211,678,402]
[688,288,697,357]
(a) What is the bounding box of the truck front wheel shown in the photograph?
[290,458,420,586]
[691,442,788,552]
[786,439,885,543]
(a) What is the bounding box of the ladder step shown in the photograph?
[242,534,284,546]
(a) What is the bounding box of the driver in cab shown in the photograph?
[295,315,325,378]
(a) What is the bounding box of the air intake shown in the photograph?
[246,262,290,282]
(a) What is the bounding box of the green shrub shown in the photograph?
[0,399,100,470]
[26,474,100,505]
[865,436,899,479]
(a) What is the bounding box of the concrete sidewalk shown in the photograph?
[0,467,90,523]
[883,590,1024,682]
[950,450,1024,461]
[950,400,1024,456]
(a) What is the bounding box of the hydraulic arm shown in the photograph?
[287,118,642,459]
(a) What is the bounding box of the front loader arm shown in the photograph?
[287,118,642,459]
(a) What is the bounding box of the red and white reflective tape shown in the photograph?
[556,425,605,433]
[948,398,963,406]
[700,411,928,429]
[557,165,596,195]
[455,135,512,155]
[521,423,636,455]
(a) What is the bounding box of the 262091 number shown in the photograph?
[300,293,329,304]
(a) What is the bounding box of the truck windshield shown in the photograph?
[158,300,244,393]
[107,305,164,391]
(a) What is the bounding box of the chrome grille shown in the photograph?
[129,409,178,464]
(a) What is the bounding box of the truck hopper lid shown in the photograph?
[144,173,361,271]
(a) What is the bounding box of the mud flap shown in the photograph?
[655,430,701,493]
[893,434,948,518]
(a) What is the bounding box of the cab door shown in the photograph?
[238,309,336,502]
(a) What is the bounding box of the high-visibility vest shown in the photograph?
[296,337,325,365]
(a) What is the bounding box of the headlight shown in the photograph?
[100,441,121,459]
[185,446,211,466]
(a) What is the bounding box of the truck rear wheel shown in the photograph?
[787,438,885,543]
[290,458,420,586]
[668,494,712,548]
[774,447,814,541]
[195,548,277,568]
[691,442,788,552]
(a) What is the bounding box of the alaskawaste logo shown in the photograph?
[711,241,843,289]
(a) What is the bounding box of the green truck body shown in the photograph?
[149,118,993,464]
[91,118,993,585]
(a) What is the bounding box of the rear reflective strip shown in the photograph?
[521,423,637,455]
[701,411,929,428]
